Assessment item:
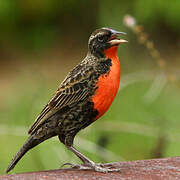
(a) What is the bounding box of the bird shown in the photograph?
[6,27,127,173]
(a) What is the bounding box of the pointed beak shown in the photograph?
[108,29,128,46]
[110,29,127,35]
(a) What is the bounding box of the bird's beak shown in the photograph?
[108,30,128,46]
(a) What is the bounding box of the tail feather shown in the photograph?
[6,125,57,173]
[6,136,38,173]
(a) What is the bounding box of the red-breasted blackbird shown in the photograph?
[6,27,127,173]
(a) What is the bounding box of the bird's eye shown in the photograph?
[98,36,104,42]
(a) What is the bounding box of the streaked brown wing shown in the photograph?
[28,83,89,135]
[28,63,93,135]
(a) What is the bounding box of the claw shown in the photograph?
[93,165,121,173]
[97,163,121,172]
[61,163,91,170]
[61,162,120,173]
[61,162,74,168]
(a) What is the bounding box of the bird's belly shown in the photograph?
[92,59,120,120]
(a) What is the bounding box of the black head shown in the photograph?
[88,27,127,58]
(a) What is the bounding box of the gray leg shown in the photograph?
[64,145,121,173]
[67,146,95,165]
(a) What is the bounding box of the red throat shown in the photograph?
[92,46,121,120]
[104,46,118,59]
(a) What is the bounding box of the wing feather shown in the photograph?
[28,67,92,135]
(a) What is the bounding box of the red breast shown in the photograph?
[92,46,121,120]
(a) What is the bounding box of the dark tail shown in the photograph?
[6,135,41,173]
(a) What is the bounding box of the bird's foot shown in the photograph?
[61,162,120,173]
[95,163,121,172]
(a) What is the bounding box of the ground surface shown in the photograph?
[1,157,180,180]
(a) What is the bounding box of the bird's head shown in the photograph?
[88,27,127,58]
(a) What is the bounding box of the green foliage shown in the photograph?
[0,0,179,52]
[135,0,180,30]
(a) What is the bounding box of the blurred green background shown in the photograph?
[0,0,180,174]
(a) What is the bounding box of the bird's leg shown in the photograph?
[59,135,120,172]
[68,146,95,165]
[63,145,121,173]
